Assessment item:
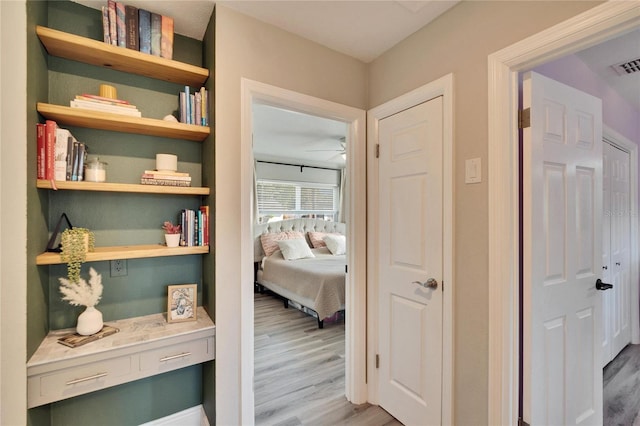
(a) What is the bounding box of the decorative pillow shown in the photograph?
[260,231,304,257]
[277,238,315,260]
[323,234,346,255]
[308,231,340,248]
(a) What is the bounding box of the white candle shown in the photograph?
[85,168,106,182]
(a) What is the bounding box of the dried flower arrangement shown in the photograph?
[59,267,103,308]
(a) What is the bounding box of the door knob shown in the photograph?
[602,265,608,270]
[595,279,613,291]
[413,278,438,289]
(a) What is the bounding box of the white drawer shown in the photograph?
[29,355,133,407]
[140,337,213,374]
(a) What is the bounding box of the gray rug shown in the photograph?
[604,344,640,426]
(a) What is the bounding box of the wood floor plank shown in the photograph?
[254,292,401,426]
[604,344,640,426]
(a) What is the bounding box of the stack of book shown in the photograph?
[140,170,192,187]
[70,94,142,117]
[179,86,209,126]
[102,1,173,59]
[179,206,209,247]
[36,120,87,182]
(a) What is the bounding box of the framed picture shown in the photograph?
[167,284,197,323]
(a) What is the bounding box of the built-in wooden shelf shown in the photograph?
[37,103,210,142]
[37,180,210,196]
[36,26,209,87]
[36,244,210,265]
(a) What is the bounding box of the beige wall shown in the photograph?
[0,1,28,424]
[368,1,602,424]
[214,5,367,423]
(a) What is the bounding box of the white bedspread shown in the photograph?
[260,247,346,320]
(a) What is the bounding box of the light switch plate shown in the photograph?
[465,158,482,184]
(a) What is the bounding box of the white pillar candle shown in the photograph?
[156,153,178,172]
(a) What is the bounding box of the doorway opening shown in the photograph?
[240,78,368,423]
[487,3,639,424]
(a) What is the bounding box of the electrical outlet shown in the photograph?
[110,259,127,277]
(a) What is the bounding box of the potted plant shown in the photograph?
[59,267,104,335]
[163,221,181,247]
[60,227,95,284]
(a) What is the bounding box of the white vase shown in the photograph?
[76,306,103,336]
[165,233,181,247]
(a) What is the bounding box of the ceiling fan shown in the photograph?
[305,136,346,157]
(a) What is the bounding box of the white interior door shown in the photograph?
[522,71,603,425]
[377,96,443,426]
[602,141,632,366]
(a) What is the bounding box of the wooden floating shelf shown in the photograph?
[37,103,210,142]
[36,26,209,87]
[36,244,210,265]
[37,180,210,196]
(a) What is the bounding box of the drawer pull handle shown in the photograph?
[66,372,108,385]
[160,352,192,362]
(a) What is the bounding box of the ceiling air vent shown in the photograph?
[612,58,640,76]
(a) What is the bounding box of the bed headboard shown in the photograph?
[253,218,346,262]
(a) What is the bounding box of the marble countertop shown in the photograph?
[28,306,215,368]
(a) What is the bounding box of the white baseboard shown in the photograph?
[139,405,209,426]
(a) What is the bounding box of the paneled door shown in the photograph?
[602,141,631,366]
[522,71,603,425]
[377,96,443,426]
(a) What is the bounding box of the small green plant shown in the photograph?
[60,227,95,284]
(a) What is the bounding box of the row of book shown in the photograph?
[70,94,141,117]
[179,207,209,247]
[36,120,87,181]
[141,170,192,187]
[179,86,209,126]
[102,0,173,60]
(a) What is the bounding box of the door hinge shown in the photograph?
[519,108,531,129]
[345,265,348,274]
[518,418,530,426]
[375,354,379,369]
[375,144,380,158]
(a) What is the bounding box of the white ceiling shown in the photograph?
[72,1,639,169]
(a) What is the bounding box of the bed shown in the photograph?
[254,218,346,328]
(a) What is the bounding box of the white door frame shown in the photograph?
[603,124,639,347]
[238,78,368,422]
[367,73,454,425]
[487,3,640,424]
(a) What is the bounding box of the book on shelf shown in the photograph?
[71,141,87,182]
[36,123,45,179]
[125,5,139,51]
[107,0,117,46]
[77,94,132,105]
[138,9,151,54]
[160,15,174,60]
[101,6,111,44]
[70,99,142,117]
[150,12,161,56]
[45,120,57,180]
[179,86,209,126]
[65,134,75,181]
[116,2,126,48]
[143,170,190,177]
[141,173,191,182]
[54,128,73,181]
[178,207,209,247]
[140,177,191,187]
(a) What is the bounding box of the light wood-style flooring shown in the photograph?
[604,344,640,426]
[254,292,401,426]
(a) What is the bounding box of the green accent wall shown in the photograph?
[26,1,215,424]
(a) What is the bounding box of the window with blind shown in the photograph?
[257,180,338,222]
